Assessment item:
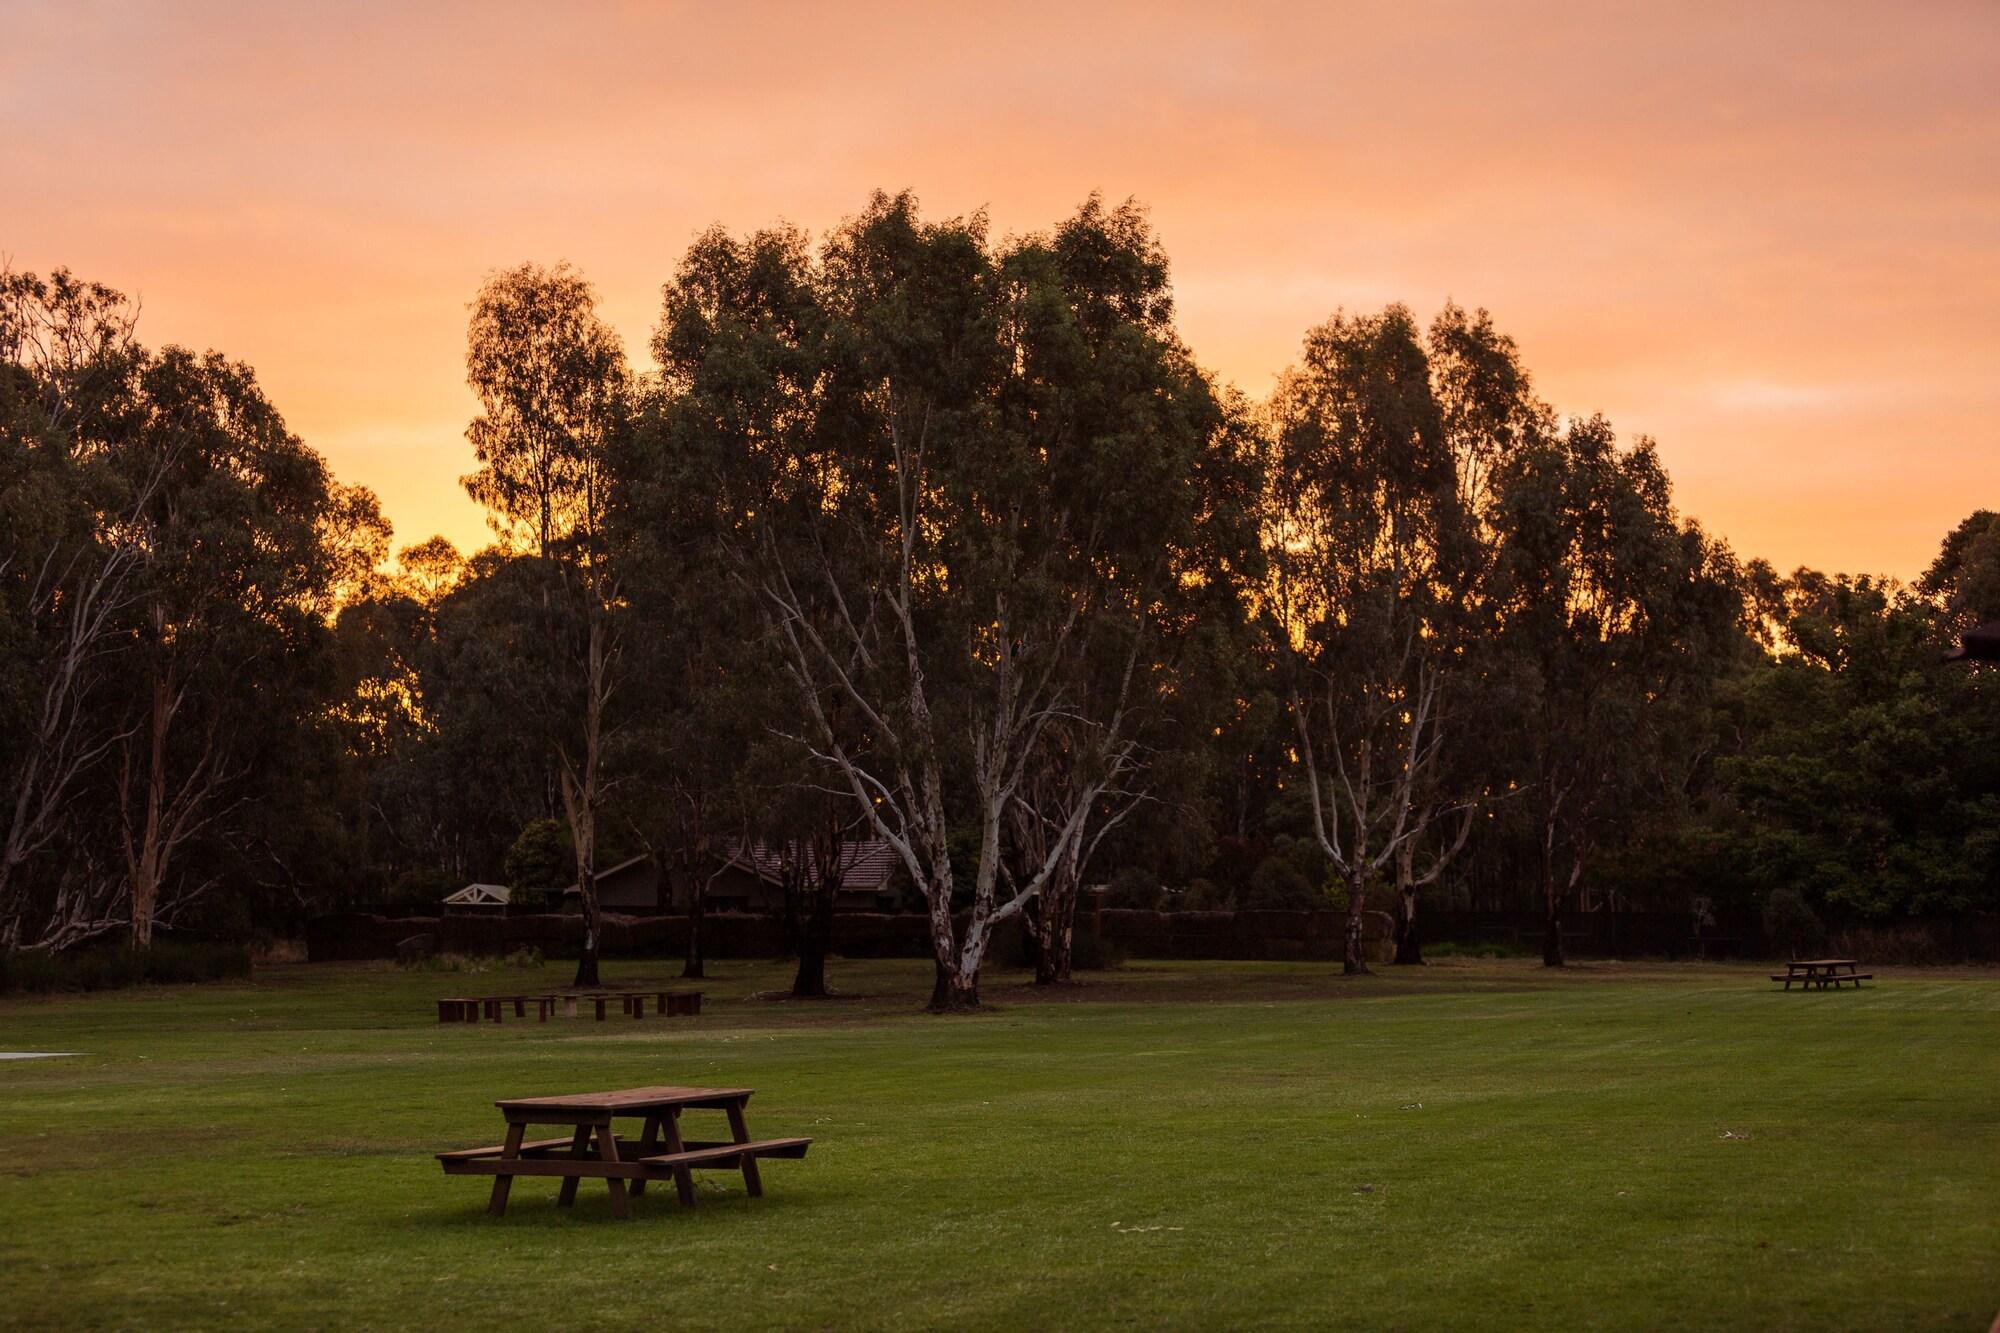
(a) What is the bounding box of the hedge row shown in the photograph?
[0,940,253,994]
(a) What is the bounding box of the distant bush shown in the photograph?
[1424,939,1536,960]
[1067,931,1125,972]
[402,952,466,973]
[1828,920,1965,966]
[384,869,455,915]
[399,947,544,974]
[253,938,307,965]
[1103,866,1163,910]
[1182,878,1235,912]
[1762,888,1827,959]
[0,940,252,995]
[1242,836,1323,911]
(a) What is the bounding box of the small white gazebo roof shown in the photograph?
[442,883,512,907]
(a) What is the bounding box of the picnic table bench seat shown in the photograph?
[438,1135,811,1167]
[639,1137,814,1168]
[437,1135,579,1162]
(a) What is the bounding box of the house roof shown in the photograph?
[724,838,900,893]
[559,853,655,895]
[443,883,511,906]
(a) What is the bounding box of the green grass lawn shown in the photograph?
[2,957,1996,1330]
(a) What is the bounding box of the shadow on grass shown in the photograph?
[403,1183,827,1232]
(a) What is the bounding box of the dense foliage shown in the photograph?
[2,202,1993,991]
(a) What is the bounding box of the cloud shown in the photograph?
[1704,379,1871,414]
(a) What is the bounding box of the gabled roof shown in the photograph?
[724,838,900,893]
[443,883,511,906]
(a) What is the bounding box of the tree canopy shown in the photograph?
[2,201,1994,991]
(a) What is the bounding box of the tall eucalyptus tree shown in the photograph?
[1491,417,1740,964]
[461,262,629,986]
[659,194,1256,1008]
[1267,306,1468,973]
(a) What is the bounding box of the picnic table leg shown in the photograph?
[556,1125,593,1208]
[513,998,526,1018]
[487,1121,526,1217]
[563,995,577,1019]
[660,1109,697,1207]
[631,1115,661,1198]
[593,998,607,1022]
[595,1121,630,1220]
[726,1098,763,1198]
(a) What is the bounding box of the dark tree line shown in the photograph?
[4,196,1995,1003]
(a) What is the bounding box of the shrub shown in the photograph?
[253,938,307,965]
[402,952,467,972]
[1182,878,1235,912]
[1425,939,1535,960]
[1762,887,1827,959]
[1102,866,1163,910]
[399,948,544,974]
[385,869,456,915]
[1828,920,1965,966]
[1067,930,1125,972]
[1240,836,1320,908]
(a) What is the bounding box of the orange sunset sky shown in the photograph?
[5,0,1996,580]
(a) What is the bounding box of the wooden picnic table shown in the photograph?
[1771,958,1872,990]
[554,990,704,1021]
[437,1085,811,1219]
[436,989,703,1024]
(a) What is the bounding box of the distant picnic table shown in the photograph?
[437,1084,811,1219]
[436,989,702,1023]
[1771,958,1872,990]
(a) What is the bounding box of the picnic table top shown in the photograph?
[1787,958,1859,968]
[448,988,700,1000]
[563,987,695,995]
[495,1085,754,1114]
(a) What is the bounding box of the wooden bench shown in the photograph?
[556,990,704,1020]
[438,990,701,1023]
[437,995,557,1023]
[657,991,702,1017]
